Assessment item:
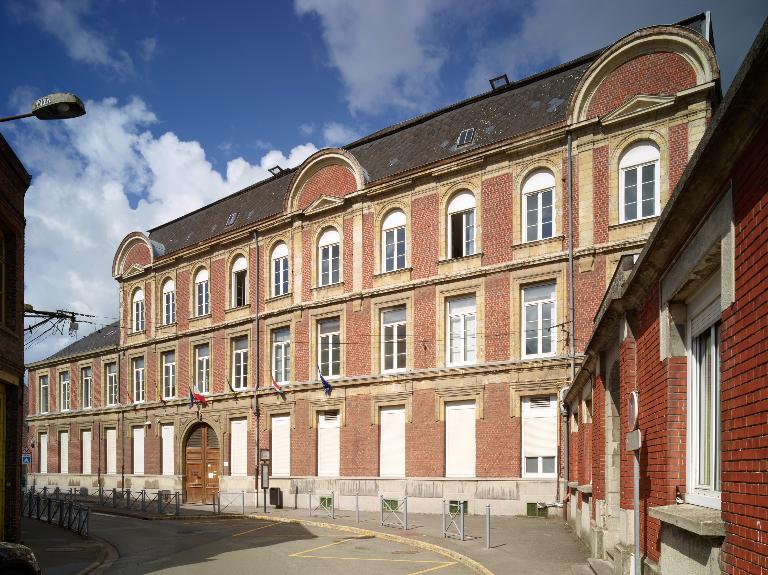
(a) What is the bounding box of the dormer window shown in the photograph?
[456,128,475,147]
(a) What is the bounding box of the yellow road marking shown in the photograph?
[232,522,280,537]
[288,537,358,556]
[407,562,457,575]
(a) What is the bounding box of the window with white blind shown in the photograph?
[162,279,176,325]
[447,296,476,366]
[445,400,476,477]
[523,283,556,358]
[382,210,406,272]
[231,256,248,308]
[317,411,340,477]
[318,318,340,378]
[81,367,92,409]
[59,431,69,474]
[106,428,117,474]
[39,433,48,474]
[60,372,70,411]
[379,406,405,477]
[195,268,210,316]
[230,419,248,477]
[132,357,145,403]
[272,327,291,384]
[272,242,289,297]
[232,338,248,390]
[163,351,176,399]
[271,415,291,477]
[133,427,145,475]
[382,307,407,372]
[81,430,92,474]
[447,192,476,258]
[522,395,558,477]
[619,142,660,223]
[105,363,118,406]
[318,228,341,286]
[161,424,174,476]
[195,344,210,394]
[522,170,555,242]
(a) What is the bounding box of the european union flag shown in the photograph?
[317,365,332,396]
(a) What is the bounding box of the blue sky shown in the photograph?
[2,0,766,362]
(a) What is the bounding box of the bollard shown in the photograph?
[442,500,446,537]
[294,485,298,510]
[379,495,384,526]
[126,489,131,509]
[331,491,335,520]
[404,496,408,531]
[459,501,465,541]
[242,491,245,515]
[308,493,312,517]
[157,491,162,513]
[175,492,181,515]
[112,488,117,508]
[485,504,491,549]
[141,490,146,511]
[355,492,359,524]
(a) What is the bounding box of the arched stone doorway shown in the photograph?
[184,423,220,504]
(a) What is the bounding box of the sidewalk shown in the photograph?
[20,517,112,575]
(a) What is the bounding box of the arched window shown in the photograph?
[619,142,660,223]
[132,289,145,332]
[231,255,248,308]
[162,279,175,325]
[271,242,289,297]
[522,170,555,242]
[318,228,340,286]
[194,268,210,316]
[382,210,406,272]
[447,191,476,258]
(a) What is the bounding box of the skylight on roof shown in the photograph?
[456,128,475,147]
[225,212,239,227]
[268,166,284,176]
[489,74,510,90]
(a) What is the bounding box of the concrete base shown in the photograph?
[28,473,182,492]
[659,523,722,575]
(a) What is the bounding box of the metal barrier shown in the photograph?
[308,492,334,519]
[442,499,465,541]
[214,491,246,515]
[92,487,181,515]
[21,489,90,537]
[379,495,408,530]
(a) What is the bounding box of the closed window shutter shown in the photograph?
[60,432,69,474]
[161,425,174,476]
[445,401,476,478]
[106,429,116,474]
[317,412,340,477]
[133,427,145,475]
[82,431,92,475]
[230,419,248,476]
[691,297,721,337]
[271,415,291,477]
[380,406,405,477]
[40,434,48,474]
[523,395,557,457]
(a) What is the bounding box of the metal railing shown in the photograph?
[308,492,334,519]
[94,487,181,515]
[380,495,408,530]
[21,489,90,537]
[214,491,247,514]
[442,499,465,541]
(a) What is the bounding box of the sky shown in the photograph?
[2,0,766,364]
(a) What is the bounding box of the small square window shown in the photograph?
[225,212,239,227]
[456,128,475,147]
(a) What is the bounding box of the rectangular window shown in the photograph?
[132,357,145,403]
[232,337,248,390]
[133,427,145,475]
[522,395,558,477]
[81,367,92,409]
[196,280,209,316]
[525,188,554,242]
[622,163,657,222]
[60,372,70,411]
[379,406,405,477]
[230,418,248,476]
[164,290,175,324]
[39,375,49,414]
[195,344,210,394]
[384,226,406,272]
[447,296,476,365]
[271,415,291,477]
[320,244,340,286]
[39,433,48,474]
[318,318,340,378]
[382,307,407,372]
[450,210,475,258]
[317,411,340,477]
[163,351,176,399]
[59,431,69,474]
[445,400,476,478]
[233,270,247,307]
[272,327,291,384]
[106,428,117,474]
[523,283,556,357]
[161,424,174,476]
[133,298,145,332]
[105,363,118,406]
[81,430,92,474]
[274,256,289,296]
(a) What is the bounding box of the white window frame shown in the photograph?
[162,280,176,325]
[272,327,291,384]
[232,337,248,390]
[39,375,49,414]
[447,192,476,258]
[381,307,407,373]
[132,289,145,332]
[195,344,210,394]
[162,351,176,399]
[59,372,70,412]
[105,363,118,406]
[619,142,661,224]
[446,295,476,366]
[522,170,555,243]
[194,268,210,316]
[271,242,289,297]
[318,318,340,378]
[132,357,145,403]
[231,256,248,308]
[382,210,406,272]
[318,228,340,286]
[81,367,92,409]
[522,283,556,358]
[521,395,558,478]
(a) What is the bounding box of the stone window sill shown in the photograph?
[649,504,725,537]
[577,484,592,494]
[567,481,578,489]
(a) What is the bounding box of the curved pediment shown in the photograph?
[112,232,154,279]
[286,148,368,214]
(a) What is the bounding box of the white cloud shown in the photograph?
[299,122,316,136]
[139,37,158,62]
[295,0,449,114]
[13,97,316,362]
[322,122,361,147]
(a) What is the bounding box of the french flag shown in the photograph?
[317,365,332,396]
[188,386,208,408]
[271,375,285,398]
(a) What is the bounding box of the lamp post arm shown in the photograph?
[0,112,35,123]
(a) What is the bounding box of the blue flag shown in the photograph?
[317,365,332,396]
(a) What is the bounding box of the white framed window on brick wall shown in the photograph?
[619,141,660,223]
[230,419,248,477]
[318,228,340,286]
[59,372,70,411]
[106,428,116,475]
[381,307,407,372]
[382,210,406,272]
[132,357,145,403]
[39,375,49,414]
[231,256,248,308]
[447,295,476,366]
[133,426,145,475]
[687,273,722,509]
[445,400,476,478]
[162,279,176,325]
[317,411,340,477]
[522,283,556,358]
[162,351,176,399]
[522,170,555,242]
[59,431,69,474]
[272,242,289,297]
[39,433,48,474]
[161,424,174,476]
[380,405,405,478]
[194,268,210,316]
[318,318,340,378]
[522,395,558,477]
[105,363,118,406]
[271,415,291,477]
[447,192,476,258]
[195,344,210,394]
[81,430,92,474]
[272,327,291,384]
[132,289,145,332]
[231,337,248,390]
[81,367,92,409]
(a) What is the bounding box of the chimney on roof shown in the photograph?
[489,74,510,90]
[268,165,284,176]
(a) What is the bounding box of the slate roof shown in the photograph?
[41,322,120,363]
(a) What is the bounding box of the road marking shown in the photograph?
[288,537,358,556]
[232,522,280,537]
[407,562,457,575]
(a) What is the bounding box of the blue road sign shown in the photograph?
[21,454,32,465]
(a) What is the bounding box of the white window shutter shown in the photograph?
[445,401,476,478]
[82,431,92,475]
[133,427,145,475]
[380,406,405,477]
[162,425,175,476]
[106,429,116,475]
[230,419,248,477]
[523,395,558,458]
[317,412,340,477]
[40,434,48,474]
[59,432,69,474]
[271,415,291,477]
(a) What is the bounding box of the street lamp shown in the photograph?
[0,92,85,123]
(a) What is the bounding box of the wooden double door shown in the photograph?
[184,424,220,504]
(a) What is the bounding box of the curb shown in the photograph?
[78,534,119,575]
[247,513,494,575]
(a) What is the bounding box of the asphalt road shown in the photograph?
[93,513,473,575]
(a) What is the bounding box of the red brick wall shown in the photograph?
[592,146,609,244]
[591,373,606,518]
[406,390,443,476]
[563,151,579,251]
[177,269,190,331]
[297,165,357,211]
[291,400,316,475]
[343,217,354,293]
[587,52,697,118]
[302,227,313,301]
[122,242,151,272]
[668,123,689,192]
[481,173,513,265]
[411,193,439,279]
[294,313,310,383]
[484,273,510,362]
[573,255,606,353]
[211,257,225,323]
[413,286,436,369]
[362,212,373,289]
[345,300,371,376]
[476,383,515,476]
[212,334,225,394]
[341,395,377,476]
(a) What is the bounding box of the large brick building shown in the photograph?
[26,16,719,517]
[565,18,768,575]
